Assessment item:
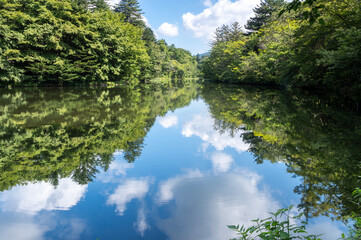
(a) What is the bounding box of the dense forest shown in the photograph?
[201,0,361,92]
[0,0,198,86]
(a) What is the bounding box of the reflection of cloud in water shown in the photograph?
[0,214,86,240]
[156,170,279,240]
[308,221,343,240]
[159,115,178,128]
[210,152,234,173]
[107,179,150,215]
[54,218,86,240]
[157,170,203,204]
[0,178,87,215]
[99,159,134,183]
[0,216,46,240]
[135,207,150,236]
[182,113,249,152]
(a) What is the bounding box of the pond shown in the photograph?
[0,82,360,240]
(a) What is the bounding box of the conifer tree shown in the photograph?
[245,0,285,32]
[72,0,109,11]
[114,0,144,26]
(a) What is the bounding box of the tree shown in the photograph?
[280,0,322,24]
[72,0,109,11]
[0,0,149,85]
[212,22,245,46]
[90,0,110,11]
[245,0,286,32]
[114,0,144,26]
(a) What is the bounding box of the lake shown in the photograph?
[0,82,359,240]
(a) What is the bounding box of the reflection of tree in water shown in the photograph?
[201,83,361,221]
[0,83,198,191]
[124,139,145,163]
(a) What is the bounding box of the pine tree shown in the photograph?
[72,0,109,11]
[245,0,286,32]
[114,0,144,26]
[212,22,245,46]
[90,0,110,11]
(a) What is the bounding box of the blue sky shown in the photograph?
[108,0,260,55]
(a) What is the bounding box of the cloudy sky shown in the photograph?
[107,0,260,54]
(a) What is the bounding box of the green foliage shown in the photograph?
[245,0,286,32]
[202,0,361,92]
[0,0,149,85]
[229,206,321,240]
[279,0,324,25]
[0,0,198,86]
[114,0,143,26]
[73,0,109,11]
[145,40,198,80]
[202,22,248,82]
[341,189,361,239]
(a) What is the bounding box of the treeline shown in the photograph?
[201,0,361,92]
[0,0,198,86]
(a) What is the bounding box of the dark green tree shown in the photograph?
[72,0,109,11]
[114,0,144,26]
[90,0,110,11]
[142,27,156,44]
[245,0,286,32]
[212,22,245,46]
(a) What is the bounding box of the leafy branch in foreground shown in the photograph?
[340,188,361,240]
[228,205,321,240]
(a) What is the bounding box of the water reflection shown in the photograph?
[200,84,361,221]
[0,83,198,191]
[0,82,359,239]
[158,115,178,128]
[107,178,150,215]
[182,112,249,152]
[0,178,87,215]
[210,152,234,173]
[156,170,279,240]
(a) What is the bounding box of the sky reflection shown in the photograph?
[0,98,346,240]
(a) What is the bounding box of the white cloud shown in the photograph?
[182,113,249,152]
[307,221,343,240]
[52,218,86,240]
[156,170,280,240]
[107,179,150,215]
[135,207,150,236]
[113,149,123,156]
[99,159,134,183]
[107,0,118,7]
[0,214,87,240]
[0,218,46,240]
[158,115,179,128]
[142,16,150,27]
[210,152,234,173]
[157,170,203,204]
[158,23,179,37]
[204,0,213,7]
[183,0,260,39]
[0,179,87,215]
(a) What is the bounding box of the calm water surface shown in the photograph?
[0,83,359,240]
